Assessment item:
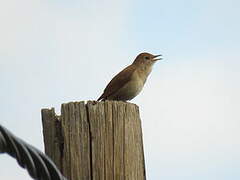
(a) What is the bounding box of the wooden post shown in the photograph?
[41,101,146,180]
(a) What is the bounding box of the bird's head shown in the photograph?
[133,52,162,66]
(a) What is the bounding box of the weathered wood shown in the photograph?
[41,108,62,170]
[41,101,146,180]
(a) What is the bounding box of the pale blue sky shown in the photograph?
[1,0,240,179]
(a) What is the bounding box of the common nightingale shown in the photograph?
[97,52,162,101]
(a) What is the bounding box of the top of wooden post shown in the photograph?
[42,100,146,180]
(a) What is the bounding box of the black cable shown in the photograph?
[0,124,68,180]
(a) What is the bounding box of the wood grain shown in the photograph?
[42,101,146,180]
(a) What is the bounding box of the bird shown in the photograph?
[97,52,162,101]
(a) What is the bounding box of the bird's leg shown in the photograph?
[91,100,98,105]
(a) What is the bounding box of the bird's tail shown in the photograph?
[97,94,104,101]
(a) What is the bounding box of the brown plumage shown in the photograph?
[97,52,162,101]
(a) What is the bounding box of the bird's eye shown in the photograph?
[145,56,150,60]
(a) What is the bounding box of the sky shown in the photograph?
[0,0,240,179]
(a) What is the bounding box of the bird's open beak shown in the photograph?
[152,54,163,61]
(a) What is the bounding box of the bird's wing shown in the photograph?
[97,65,136,101]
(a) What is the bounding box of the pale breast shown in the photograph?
[106,66,153,101]
[110,71,144,101]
